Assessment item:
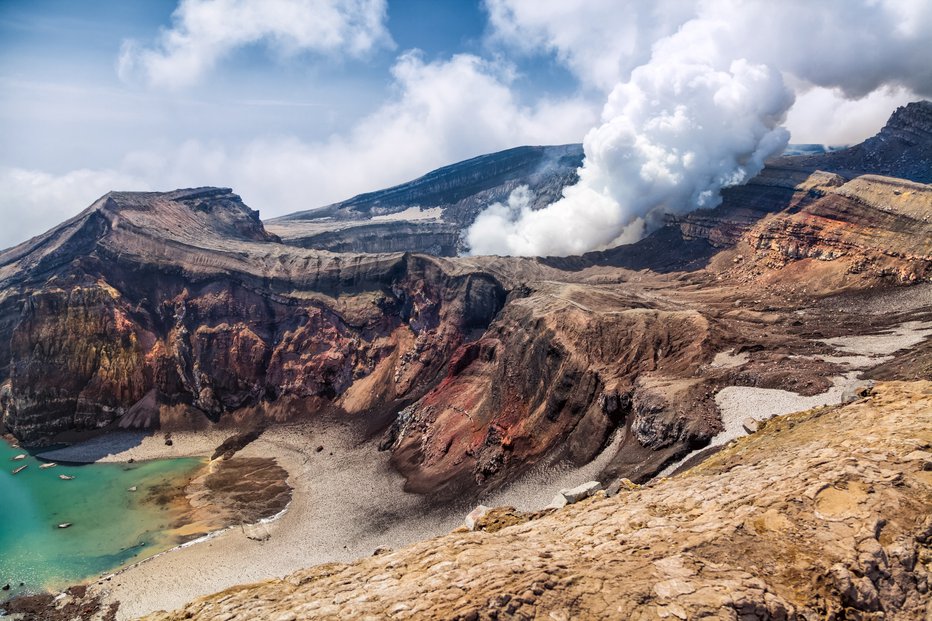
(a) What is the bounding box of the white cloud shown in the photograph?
[783,85,920,145]
[484,0,696,91]
[486,0,932,98]
[7,0,927,257]
[118,0,394,88]
[142,52,596,213]
[0,167,150,251]
[1,52,597,249]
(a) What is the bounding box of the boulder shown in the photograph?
[559,481,602,504]
[464,505,491,531]
[605,478,638,497]
[841,380,875,404]
[742,418,759,434]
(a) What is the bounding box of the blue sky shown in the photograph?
[0,0,926,249]
[1,0,552,169]
[0,0,576,171]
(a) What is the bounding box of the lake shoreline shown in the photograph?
[0,436,205,601]
[15,415,622,620]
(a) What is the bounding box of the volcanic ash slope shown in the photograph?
[144,381,932,621]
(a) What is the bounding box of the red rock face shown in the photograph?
[383,287,720,493]
[1,103,930,495]
[4,263,508,445]
[0,190,506,451]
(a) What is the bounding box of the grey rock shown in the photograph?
[841,380,876,404]
[559,481,602,504]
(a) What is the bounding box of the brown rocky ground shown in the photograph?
[139,381,932,620]
[0,586,119,621]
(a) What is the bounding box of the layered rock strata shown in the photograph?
[1,104,931,496]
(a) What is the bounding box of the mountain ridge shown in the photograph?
[270,143,585,224]
[0,102,930,498]
[265,101,932,256]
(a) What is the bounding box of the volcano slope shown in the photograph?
[265,100,931,258]
[144,381,932,621]
[265,144,584,255]
[0,104,931,621]
[1,103,932,501]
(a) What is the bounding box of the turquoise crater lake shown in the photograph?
[0,438,203,598]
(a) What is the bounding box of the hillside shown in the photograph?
[143,381,932,620]
[265,102,932,257]
[265,144,584,255]
[1,105,931,497]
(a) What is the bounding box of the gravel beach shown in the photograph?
[71,422,450,620]
[49,419,620,620]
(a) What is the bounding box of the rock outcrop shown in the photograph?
[773,100,932,184]
[142,381,932,621]
[382,283,720,493]
[743,174,932,284]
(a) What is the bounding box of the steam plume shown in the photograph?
[468,0,932,257]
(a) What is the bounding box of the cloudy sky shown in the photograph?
[0,0,927,250]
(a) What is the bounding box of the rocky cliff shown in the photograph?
[267,219,462,256]
[1,104,931,498]
[0,189,507,453]
[142,381,932,621]
[0,183,734,492]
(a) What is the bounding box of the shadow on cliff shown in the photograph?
[540,226,721,274]
[31,430,148,463]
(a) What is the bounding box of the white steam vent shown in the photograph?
[468,0,932,257]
